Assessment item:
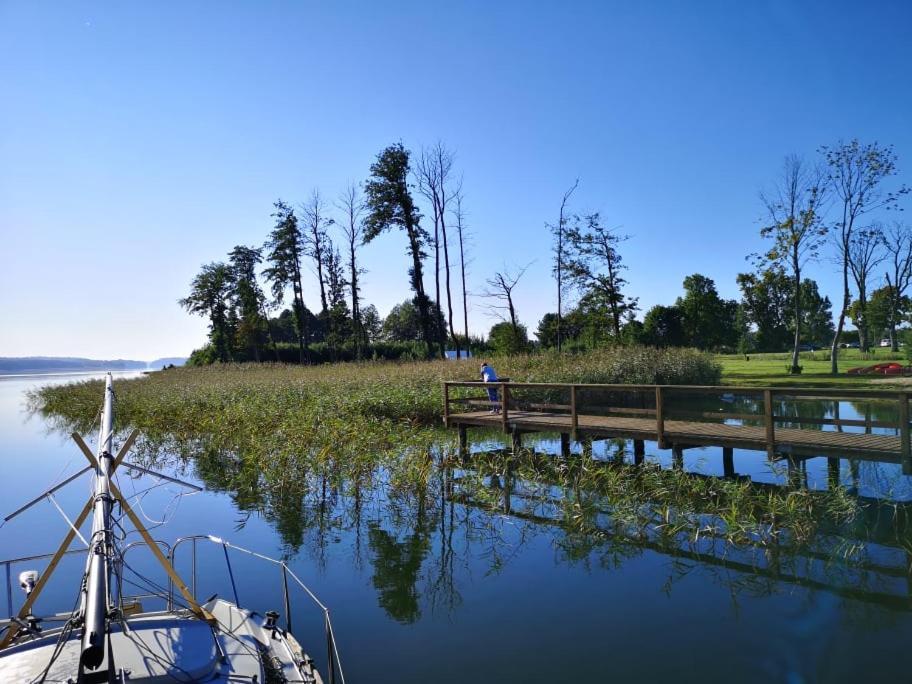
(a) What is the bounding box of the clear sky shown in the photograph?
[1,1,910,360]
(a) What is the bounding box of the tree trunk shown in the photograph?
[405,221,432,358]
[432,211,446,358]
[315,252,328,315]
[459,229,469,356]
[291,250,308,364]
[790,250,801,374]
[830,262,850,374]
[260,302,281,363]
[349,241,363,359]
[857,287,869,353]
[441,212,459,359]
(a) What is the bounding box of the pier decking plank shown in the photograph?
[447,409,902,462]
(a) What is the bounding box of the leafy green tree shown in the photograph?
[364,143,434,357]
[382,299,446,343]
[269,309,297,343]
[620,318,645,346]
[641,305,686,347]
[855,285,909,346]
[535,311,585,348]
[822,139,908,373]
[799,279,835,345]
[736,270,791,352]
[738,271,833,351]
[322,243,351,353]
[360,304,382,343]
[883,223,912,350]
[489,321,529,355]
[180,262,235,362]
[675,274,738,350]
[565,213,637,337]
[757,155,828,373]
[228,245,276,362]
[263,200,309,363]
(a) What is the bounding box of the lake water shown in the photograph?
[3,373,912,682]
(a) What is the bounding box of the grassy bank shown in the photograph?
[717,348,909,388]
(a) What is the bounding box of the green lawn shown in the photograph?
[716,348,910,388]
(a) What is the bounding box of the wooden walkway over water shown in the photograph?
[443,382,912,474]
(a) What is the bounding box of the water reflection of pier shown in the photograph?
[445,449,912,612]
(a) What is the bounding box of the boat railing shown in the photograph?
[119,540,173,605]
[1,537,345,684]
[169,534,345,684]
[1,548,85,624]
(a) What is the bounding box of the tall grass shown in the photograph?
[29,348,906,581]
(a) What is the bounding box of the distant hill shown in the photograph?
[0,356,186,374]
[149,357,187,369]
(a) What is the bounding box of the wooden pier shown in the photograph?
[443,381,912,474]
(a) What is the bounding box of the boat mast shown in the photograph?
[80,372,116,671]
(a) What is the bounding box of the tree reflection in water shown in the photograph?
[82,427,912,623]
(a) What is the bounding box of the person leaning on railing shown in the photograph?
[481,362,500,413]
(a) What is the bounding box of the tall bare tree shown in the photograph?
[758,155,828,374]
[549,180,579,352]
[846,226,885,352]
[823,139,908,373]
[482,263,531,333]
[416,142,457,357]
[336,183,366,356]
[884,222,912,350]
[450,182,472,353]
[301,190,333,315]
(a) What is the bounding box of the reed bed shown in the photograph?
[30,349,880,560]
[452,449,863,552]
[30,347,721,489]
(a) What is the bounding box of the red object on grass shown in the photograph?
[846,362,906,375]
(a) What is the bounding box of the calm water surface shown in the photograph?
[2,373,912,683]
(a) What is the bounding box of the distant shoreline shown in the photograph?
[0,369,150,379]
[0,356,185,376]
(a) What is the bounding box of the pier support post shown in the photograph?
[560,433,571,458]
[722,447,734,478]
[764,389,776,461]
[672,445,684,470]
[899,393,910,475]
[458,425,468,460]
[655,387,666,449]
[633,439,645,465]
[512,430,523,453]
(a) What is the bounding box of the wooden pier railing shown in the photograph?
[443,381,912,474]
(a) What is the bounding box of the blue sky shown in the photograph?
[1,1,910,359]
